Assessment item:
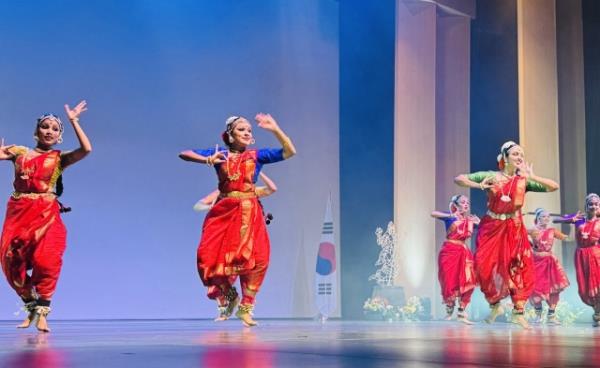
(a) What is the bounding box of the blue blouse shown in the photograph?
[193,147,285,182]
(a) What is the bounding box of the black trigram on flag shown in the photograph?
[317,282,332,295]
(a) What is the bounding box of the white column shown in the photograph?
[517,0,562,260]
[435,13,472,314]
[556,0,587,268]
[394,0,437,304]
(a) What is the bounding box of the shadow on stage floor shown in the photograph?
[0,319,599,367]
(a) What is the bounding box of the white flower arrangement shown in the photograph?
[363,295,425,322]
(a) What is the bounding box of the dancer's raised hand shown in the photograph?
[0,138,15,160]
[64,100,88,121]
[517,162,534,178]
[255,113,280,132]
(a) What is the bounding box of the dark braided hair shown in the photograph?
[55,175,71,213]
[55,175,64,196]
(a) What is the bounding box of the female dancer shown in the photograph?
[179,113,295,327]
[528,208,570,324]
[431,194,479,324]
[0,101,92,332]
[554,193,600,326]
[454,141,559,329]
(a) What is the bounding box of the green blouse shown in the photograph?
[466,171,548,192]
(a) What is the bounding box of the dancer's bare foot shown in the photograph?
[511,313,531,330]
[484,304,504,324]
[16,312,36,329]
[547,314,561,325]
[237,312,258,327]
[236,304,258,327]
[457,311,474,325]
[36,315,50,333]
[214,306,229,322]
[35,306,51,333]
[16,301,37,329]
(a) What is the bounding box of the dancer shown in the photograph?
[0,101,92,332]
[554,193,600,326]
[528,208,570,324]
[431,194,479,324]
[179,113,295,327]
[454,141,559,329]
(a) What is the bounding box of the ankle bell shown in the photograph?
[237,304,254,315]
[23,301,37,313]
[35,306,51,317]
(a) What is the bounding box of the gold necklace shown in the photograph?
[499,172,516,203]
[581,218,596,240]
[20,149,37,180]
[226,151,245,181]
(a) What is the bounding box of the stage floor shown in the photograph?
[1,319,599,367]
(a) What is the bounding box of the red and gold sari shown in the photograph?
[0,147,66,302]
[467,171,547,308]
[529,227,569,305]
[438,216,477,308]
[193,147,284,306]
[574,218,600,307]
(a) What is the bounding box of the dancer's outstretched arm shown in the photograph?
[454,172,495,191]
[61,100,92,168]
[179,146,227,165]
[255,113,296,159]
[554,229,570,241]
[553,212,585,224]
[431,211,452,219]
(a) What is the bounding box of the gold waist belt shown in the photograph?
[487,210,517,221]
[220,191,257,199]
[11,191,56,200]
[445,239,466,246]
